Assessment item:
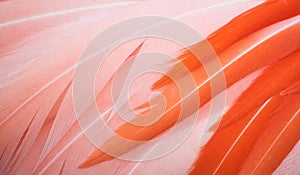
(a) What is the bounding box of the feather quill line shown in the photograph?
[0,1,137,28]
[250,109,300,175]
[79,15,300,168]
[213,98,272,174]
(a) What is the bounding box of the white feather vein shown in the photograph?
[213,98,272,174]
[0,1,137,28]
[250,109,300,175]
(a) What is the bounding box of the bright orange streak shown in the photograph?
[189,50,300,174]
[79,1,300,168]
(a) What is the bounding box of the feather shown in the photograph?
[80,13,300,167]
[274,141,300,175]
[1,0,299,174]
[153,0,300,88]
[189,49,300,174]
[190,93,300,174]
[216,49,300,129]
[28,1,266,173]
[239,98,300,174]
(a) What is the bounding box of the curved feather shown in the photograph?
[189,49,300,174]
[153,0,300,88]
[1,0,298,174]
[216,49,300,129]
[79,8,300,168]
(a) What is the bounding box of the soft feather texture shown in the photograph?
[80,2,300,168]
[0,0,299,175]
[189,50,300,174]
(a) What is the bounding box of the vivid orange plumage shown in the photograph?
[0,0,299,174]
